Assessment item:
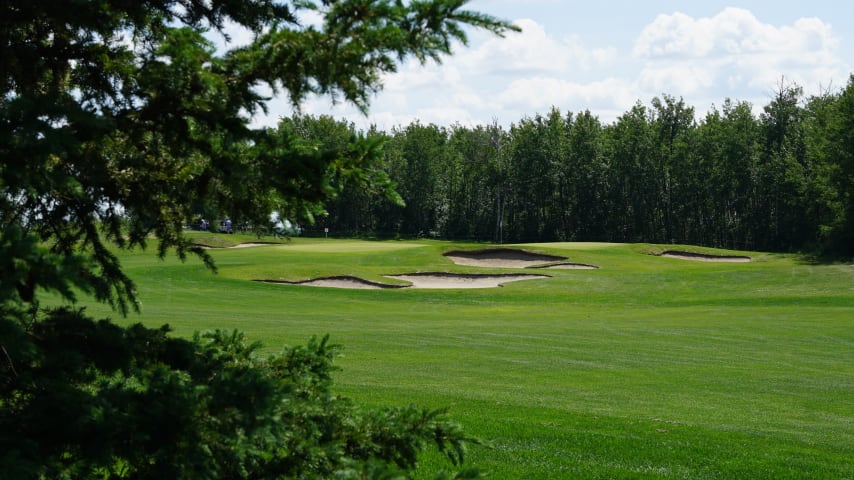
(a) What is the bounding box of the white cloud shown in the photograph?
[497,76,636,113]
[633,8,838,58]
[638,63,717,95]
[246,15,633,129]
[350,17,624,128]
[384,62,447,92]
[460,19,617,76]
[632,7,846,99]
[248,6,852,132]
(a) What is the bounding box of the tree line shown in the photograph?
[294,78,854,257]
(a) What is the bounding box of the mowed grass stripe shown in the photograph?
[69,238,854,479]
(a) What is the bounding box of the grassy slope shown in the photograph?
[73,236,854,479]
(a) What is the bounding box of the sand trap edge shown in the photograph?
[231,242,281,248]
[197,242,282,249]
[256,272,551,289]
[659,250,751,262]
[444,248,567,262]
[444,248,568,268]
[535,262,600,270]
[254,276,404,289]
[384,272,550,289]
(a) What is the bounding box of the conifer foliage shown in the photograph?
[0,1,516,478]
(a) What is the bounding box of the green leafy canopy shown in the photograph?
[1,1,516,478]
[0,0,517,313]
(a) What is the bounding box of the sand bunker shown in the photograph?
[384,273,549,289]
[444,248,567,268]
[198,242,279,249]
[661,250,751,263]
[257,276,402,289]
[259,273,549,289]
[231,242,278,248]
[539,262,599,270]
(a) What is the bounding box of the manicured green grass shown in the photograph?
[68,236,854,479]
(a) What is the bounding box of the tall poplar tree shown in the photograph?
[825,75,854,256]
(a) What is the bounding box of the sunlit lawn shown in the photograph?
[74,235,854,479]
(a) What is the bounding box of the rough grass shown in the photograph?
[69,236,854,479]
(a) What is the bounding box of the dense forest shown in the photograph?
[283,77,854,257]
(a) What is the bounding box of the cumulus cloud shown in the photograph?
[638,63,718,95]
[460,19,617,75]
[497,77,636,114]
[633,7,845,96]
[249,7,851,131]
[634,7,838,58]
[351,18,623,128]
[280,18,625,129]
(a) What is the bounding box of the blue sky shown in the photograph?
[253,1,854,130]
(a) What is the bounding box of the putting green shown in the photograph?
[268,239,428,253]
